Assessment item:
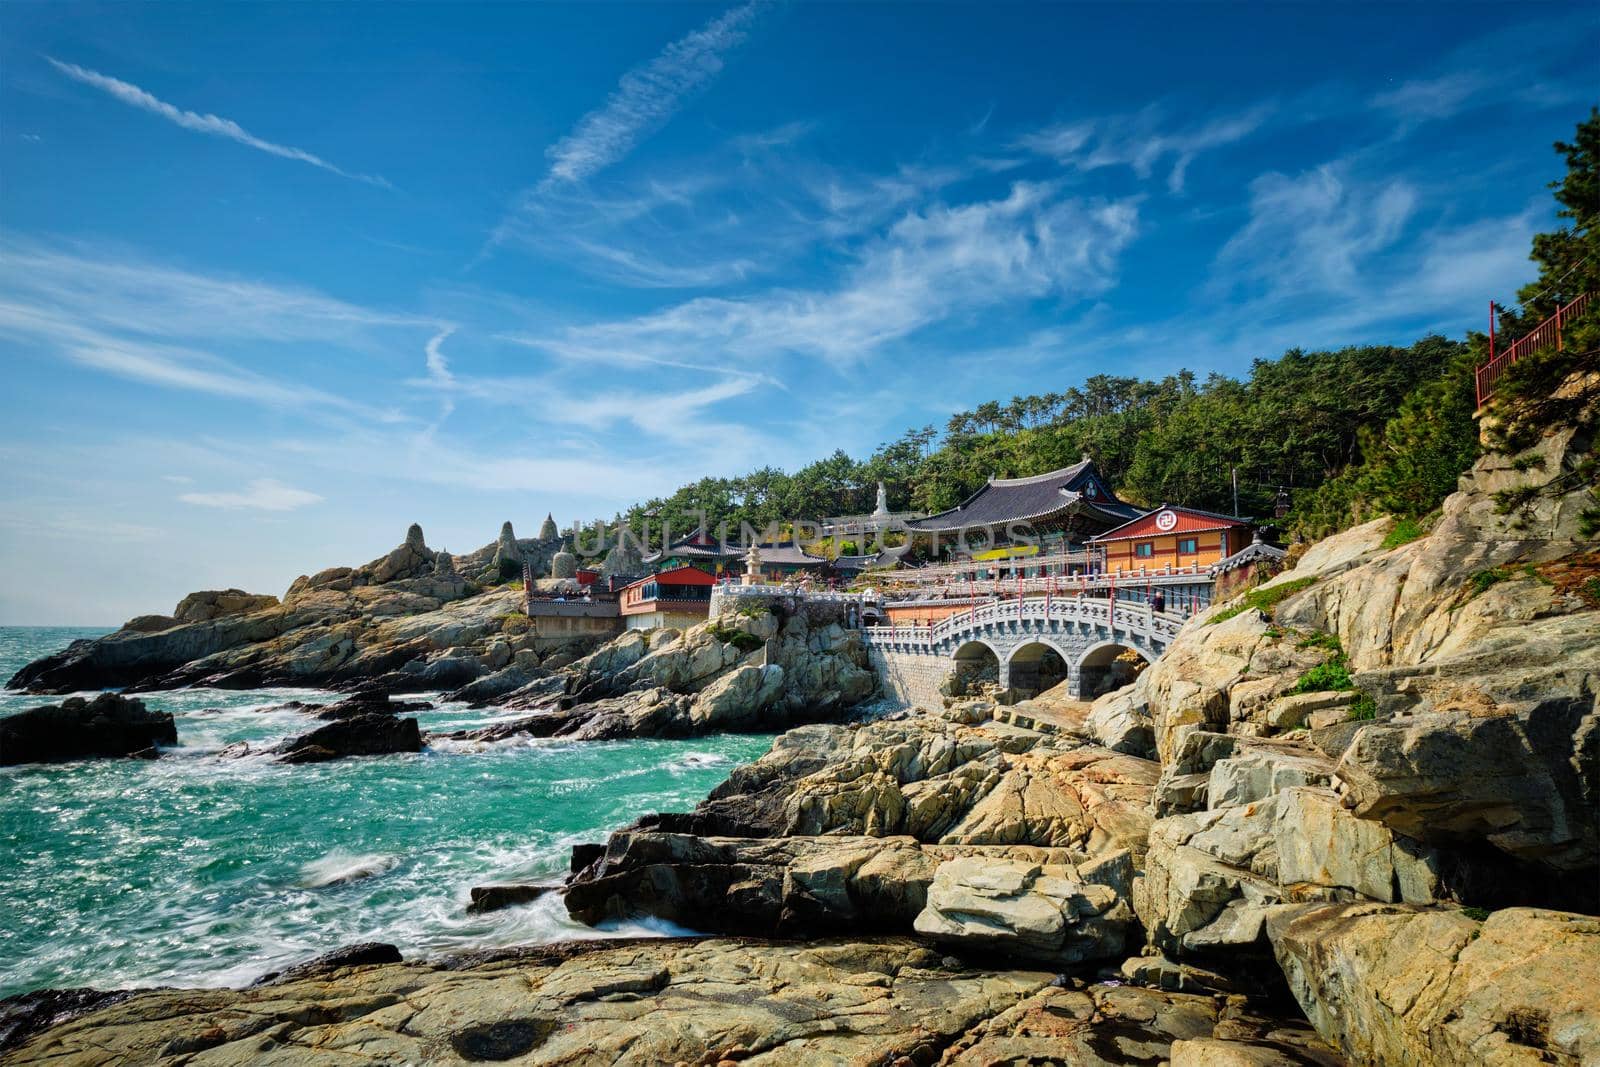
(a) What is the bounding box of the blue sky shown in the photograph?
[1,2,1595,624]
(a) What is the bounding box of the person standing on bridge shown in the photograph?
[1151,590,1166,614]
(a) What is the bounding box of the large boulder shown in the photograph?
[275,714,422,763]
[1269,904,1600,1066]
[0,693,176,765]
[1135,736,1445,959]
[1337,703,1598,877]
[687,663,785,728]
[172,589,279,623]
[914,851,1133,964]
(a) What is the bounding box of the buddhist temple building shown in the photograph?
[1087,504,1257,575]
[904,456,1143,572]
[643,531,743,577]
[619,566,717,630]
[744,542,830,583]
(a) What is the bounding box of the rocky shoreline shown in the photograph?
[4,385,1598,1064]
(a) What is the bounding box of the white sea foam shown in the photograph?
[664,751,734,773]
[299,849,400,888]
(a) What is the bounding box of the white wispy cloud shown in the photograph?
[0,237,434,344]
[542,1,768,188]
[525,181,1140,373]
[180,479,324,512]
[494,145,964,289]
[0,239,432,425]
[46,57,390,187]
[424,326,457,387]
[1371,71,1494,125]
[1020,104,1271,193]
[1212,163,1417,298]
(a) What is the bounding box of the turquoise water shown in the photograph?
[0,627,774,999]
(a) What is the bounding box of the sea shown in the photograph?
[0,626,775,1000]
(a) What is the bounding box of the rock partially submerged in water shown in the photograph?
[0,693,176,766]
[276,713,422,763]
[2,936,1342,1065]
[466,884,559,914]
[251,942,403,987]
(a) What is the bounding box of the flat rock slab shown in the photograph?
[4,937,1343,1066]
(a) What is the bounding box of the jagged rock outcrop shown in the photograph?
[438,603,879,741]
[652,711,1158,859]
[1269,904,1600,1066]
[563,603,874,713]
[1054,391,1600,1061]
[1136,736,1446,959]
[0,693,176,765]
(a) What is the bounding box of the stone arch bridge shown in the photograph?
[862,596,1186,706]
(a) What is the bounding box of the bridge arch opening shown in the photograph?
[1077,642,1153,700]
[948,640,1001,697]
[1007,641,1070,699]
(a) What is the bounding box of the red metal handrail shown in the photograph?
[1476,292,1593,406]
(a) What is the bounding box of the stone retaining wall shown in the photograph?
[869,646,949,710]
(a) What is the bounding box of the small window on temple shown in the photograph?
[1178,538,1198,554]
[1135,542,1154,558]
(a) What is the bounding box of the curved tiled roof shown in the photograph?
[905,459,1142,532]
[643,533,742,564]
[750,542,828,567]
[1211,536,1287,575]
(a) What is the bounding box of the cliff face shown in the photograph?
[1091,400,1599,885]
[1067,385,1599,1062]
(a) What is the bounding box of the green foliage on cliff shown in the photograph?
[1380,518,1426,550]
[1206,576,1318,625]
[707,622,765,654]
[1468,567,1511,597]
[1293,660,1356,694]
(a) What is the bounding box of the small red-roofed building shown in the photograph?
[1088,504,1257,575]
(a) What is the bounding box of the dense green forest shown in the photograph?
[622,109,1598,547]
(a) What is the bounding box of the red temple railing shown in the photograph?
[1476,292,1592,407]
